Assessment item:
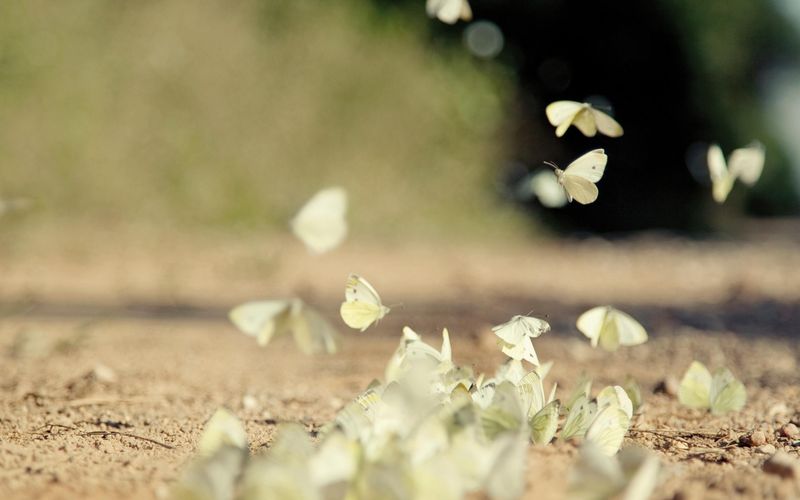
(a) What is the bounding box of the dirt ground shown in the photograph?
[1,226,800,499]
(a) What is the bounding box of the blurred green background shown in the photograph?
[0,0,798,241]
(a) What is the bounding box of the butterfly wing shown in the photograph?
[545,101,586,137]
[608,308,648,347]
[576,306,608,348]
[584,405,630,456]
[591,107,624,137]
[728,142,765,186]
[571,109,598,137]
[526,170,569,208]
[426,0,471,24]
[709,368,746,415]
[564,149,607,183]
[290,187,348,254]
[229,300,292,346]
[707,144,734,203]
[678,361,712,409]
[341,274,390,331]
[529,400,560,445]
[561,395,596,440]
[561,175,599,205]
[294,301,340,354]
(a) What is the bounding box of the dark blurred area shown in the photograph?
[393,0,800,233]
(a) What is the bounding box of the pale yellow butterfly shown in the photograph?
[426,0,472,25]
[678,360,746,415]
[492,314,550,366]
[546,100,624,138]
[568,444,661,500]
[546,149,608,205]
[229,298,339,354]
[576,306,647,352]
[707,142,765,203]
[290,186,348,254]
[584,404,630,456]
[339,274,391,331]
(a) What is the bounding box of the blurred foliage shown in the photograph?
[0,0,526,242]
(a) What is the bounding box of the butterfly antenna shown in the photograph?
[387,302,404,309]
[543,160,559,171]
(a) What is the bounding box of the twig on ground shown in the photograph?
[81,430,174,449]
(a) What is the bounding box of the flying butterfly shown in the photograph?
[290,187,348,254]
[426,0,472,25]
[678,361,746,415]
[340,274,391,331]
[229,298,339,355]
[546,149,608,205]
[707,142,765,203]
[545,100,624,138]
[576,306,648,352]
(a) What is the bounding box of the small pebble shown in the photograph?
[780,423,799,440]
[92,364,117,384]
[741,430,768,447]
[763,451,800,479]
[242,395,259,411]
[758,444,777,455]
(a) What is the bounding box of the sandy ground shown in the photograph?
[1,227,800,499]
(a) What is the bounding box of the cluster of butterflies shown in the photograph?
[520,100,767,209]
[172,319,667,500]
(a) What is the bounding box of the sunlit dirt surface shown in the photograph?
[1,229,799,499]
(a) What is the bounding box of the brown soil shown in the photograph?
[1,228,799,499]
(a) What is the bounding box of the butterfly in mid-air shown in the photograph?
[707,142,765,203]
[545,149,607,205]
[426,0,472,24]
[290,187,348,254]
[339,274,391,331]
[229,298,339,355]
[576,306,648,352]
[545,100,624,138]
[678,360,746,415]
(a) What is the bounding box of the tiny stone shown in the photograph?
[763,451,800,479]
[758,444,777,455]
[780,423,799,440]
[742,430,768,447]
[92,364,117,384]
[242,395,259,411]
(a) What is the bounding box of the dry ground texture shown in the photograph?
[1,226,800,499]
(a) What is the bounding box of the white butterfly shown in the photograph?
[426,0,472,25]
[340,274,391,332]
[576,306,647,352]
[547,149,608,205]
[229,298,339,354]
[545,100,624,138]
[678,360,746,415]
[584,404,630,457]
[290,187,348,254]
[707,142,765,203]
[492,314,550,366]
[197,408,248,458]
[567,444,661,500]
